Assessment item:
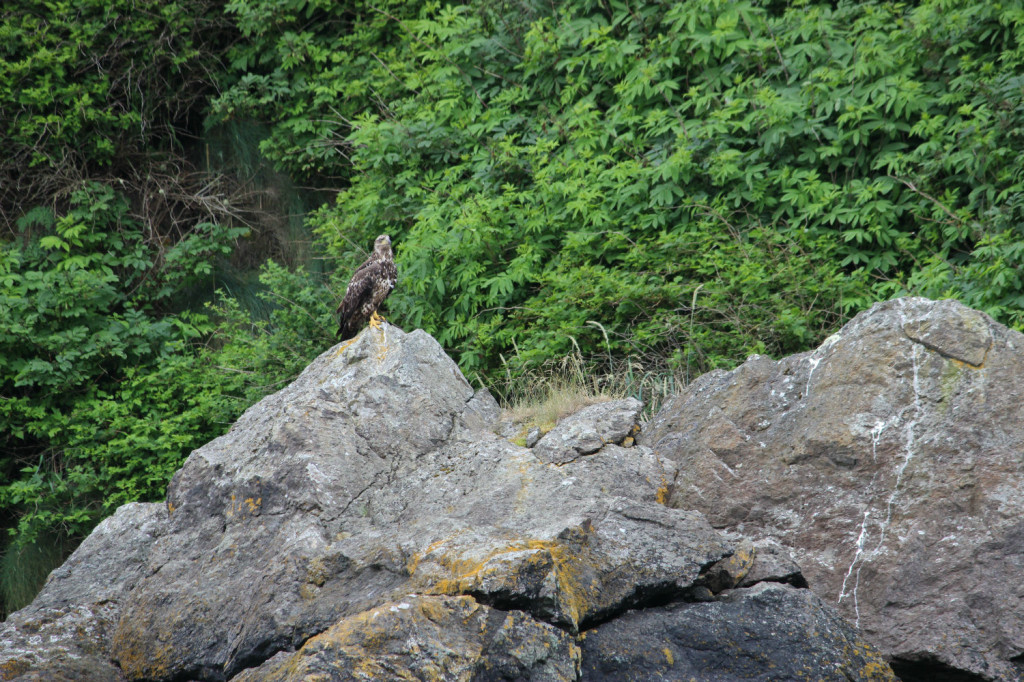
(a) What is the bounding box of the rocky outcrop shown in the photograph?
[532,398,643,464]
[0,502,164,682]
[232,595,579,682]
[1,313,913,681]
[581,582,894,681]
[643,297,1024,681]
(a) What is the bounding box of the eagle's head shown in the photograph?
[373,234,393,259]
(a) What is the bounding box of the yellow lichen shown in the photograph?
[655,475,672,505]
[0,658,31,680]
[715,542,755,587]
[373,320,389,362]
[307,557,329,586]
[225,493,262,520]
[113,637,175,680]
[662,647,674,666]
[333,337,358,358]
[844,640,898,680]
[410,530,596,630]
[513,458,536,511]
[407,534,466,575]
[861,659,897,680]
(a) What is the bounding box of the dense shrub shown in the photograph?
[0,186,245,550]
[217,0,1024,380]
[0,186,325,615]
[1,0,244,614]
[0,0,238,234]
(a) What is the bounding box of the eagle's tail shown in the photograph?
[337,318,358,342]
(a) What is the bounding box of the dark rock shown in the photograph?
[737,537,807,588]
[642,297,1024,680]
[697,539,756,593]
[580,582,896,681]
[0,502,164,681]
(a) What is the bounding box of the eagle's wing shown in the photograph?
[337,264,370,315]
[336,265,377,339]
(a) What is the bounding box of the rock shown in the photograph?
[0,322,896,681]
[697,539,756,593]
[736,537,806,588]
[0,502,165,682]
[901,299,992,366]
[405,494,728,631]
[533,398,643,464]
[455,386,501,436]
[231,595,579,682]
[110,326,482,681]
[580,582,897,681]
[642,297,1024,680]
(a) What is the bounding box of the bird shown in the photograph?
[336,234,397,341]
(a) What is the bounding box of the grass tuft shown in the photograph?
[489,343,685,433]
[0,533,67,618]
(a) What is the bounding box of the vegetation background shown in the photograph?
[2,0,1023,616]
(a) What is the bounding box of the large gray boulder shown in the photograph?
[0,501,164,682]
[643,297,1024,681]
[0,322,897,681]
[231,595,580,682]
[4,323,892,679]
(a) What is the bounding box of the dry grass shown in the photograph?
[503,373,615,434]
[489,340,686,435]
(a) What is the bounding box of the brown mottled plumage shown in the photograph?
[336,234,397,341]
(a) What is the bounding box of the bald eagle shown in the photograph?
[336,234,397,341]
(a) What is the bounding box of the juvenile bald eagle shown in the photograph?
[336,234,397,341]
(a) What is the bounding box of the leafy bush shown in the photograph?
[0,0,323,615]
[201,260,338,406]
[0,185,246,613]
[220,0,1024,382]
[0,0,237,236]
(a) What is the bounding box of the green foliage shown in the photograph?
[211,0,427,178]
[0,531,66,617]
[273,0,1023,380]
[202,260,337,406]
[0,0,234,231]
[0,0,239,614]
[0,0,326,615]
[5,0,1024,613]
[0,185,246,553]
